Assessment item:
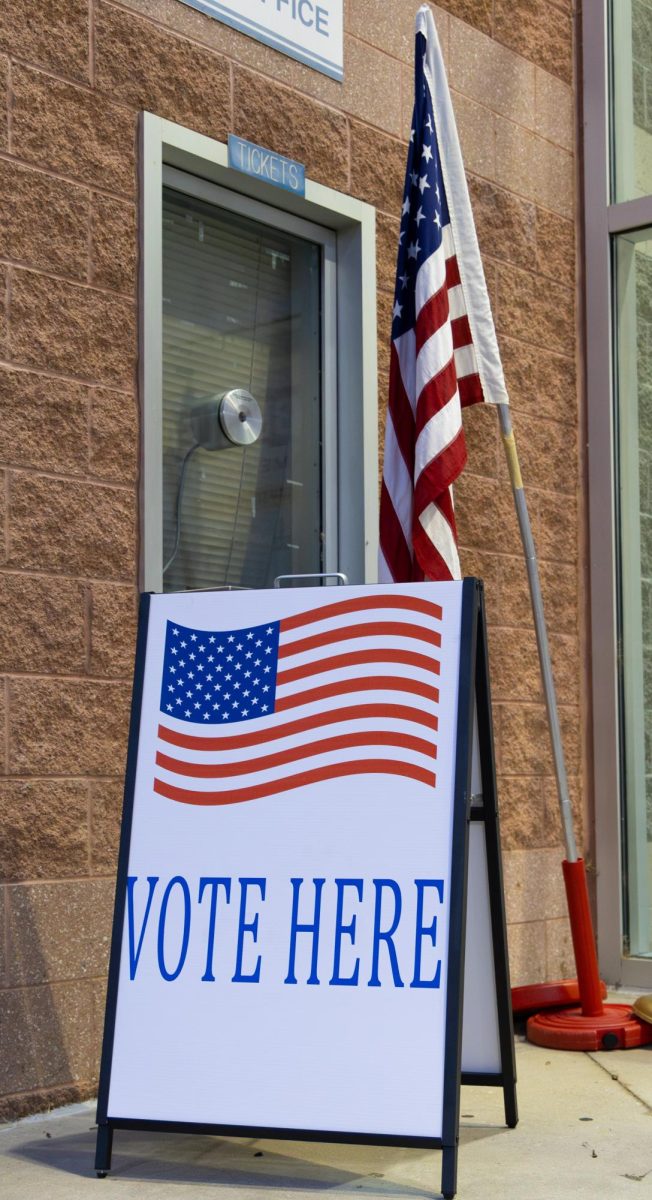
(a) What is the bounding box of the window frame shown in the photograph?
[583,0,652,985]
[139,112,378,592]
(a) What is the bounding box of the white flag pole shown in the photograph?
[418,4,578,865]
[496,403,578,864]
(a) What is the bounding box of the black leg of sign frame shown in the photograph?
[94,593,153,1177]
[95,1123,113,1178]
[440,579,478,1200]
[475,585,518,1129]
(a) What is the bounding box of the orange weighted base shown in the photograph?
[527,1004,652,1051]
[512,978,607,1018]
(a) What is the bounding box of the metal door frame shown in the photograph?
[140,112,378,593]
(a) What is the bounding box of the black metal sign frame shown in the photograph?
[95,579,516,1199]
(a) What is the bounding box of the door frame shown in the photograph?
[140,112,378,592]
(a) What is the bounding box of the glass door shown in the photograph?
[160,175,335,591]
[616,229,652,957]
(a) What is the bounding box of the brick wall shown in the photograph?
[0,0,583,1118]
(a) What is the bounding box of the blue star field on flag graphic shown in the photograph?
[160,620,280,724]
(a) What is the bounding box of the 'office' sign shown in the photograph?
[180,0,344,80]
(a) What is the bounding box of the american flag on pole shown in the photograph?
[379,5,508,584]
[154,593,442,806]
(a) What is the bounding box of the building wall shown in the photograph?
[0,0,583,1119]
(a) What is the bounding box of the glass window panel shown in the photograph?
[161,187,323,591]
[615,228,652,956]
[610,0,652,201]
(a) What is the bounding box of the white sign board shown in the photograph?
[180,0,344,80]
[96,580,516,1195]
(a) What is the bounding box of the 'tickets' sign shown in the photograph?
[179,0,344,80]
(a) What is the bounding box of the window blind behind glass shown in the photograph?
[162,187,322,592]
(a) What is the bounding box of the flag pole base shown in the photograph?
[527,1004,652,1051]
[512,978,607,1018]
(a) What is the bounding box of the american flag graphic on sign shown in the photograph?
[154,594,442,806]
[379,5,508,585]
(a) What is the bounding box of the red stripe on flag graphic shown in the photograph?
[154,597,441,806]
[153,760,437,808]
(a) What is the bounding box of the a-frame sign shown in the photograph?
[95,579,516,1198]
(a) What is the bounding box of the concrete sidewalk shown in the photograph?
[1,1033,651,1199]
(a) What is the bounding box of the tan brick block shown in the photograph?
[377,288,393,378]
[95,2,230,141]
[376,212,400,296]
[535,207,575,289]
[90,388,139,483]
[499,700,580,777]
[0,889,5,984]
[8,474,136,579]
[449,17,535,128]
[463,402,500,479]
[495,116,573,217]
[451,90,495,180]
[490,626,578,707]
[489,628,542,703]
[33,1084,98,1125]
[347,0,449,66]
[0,56,7,151]
[0,161,89,279]
[11,65,135,194]
[91,779,124,873]
[496,263,574,357]
[90,582,138,676]
[435,0,491,37]
[0,368,89,474]
[498,411,577,494]
[337,34,403,137]
[0,573,86,673]
[0,779,89,882]
[91,976,108,1084]
[506,919,547,987]
[234,68,348,192]
[495,0,573,85]
[0,1081,96,1124]
[468,176,536,273]
[0,678,5,773]
[9,677,130,775]
[503,846,567,924]
[0,267,7,358]
[6,879,113,985]
[9,271,136,388]
[499,335,578,424]
[535,486,578,565]
[497,701,553,776]
[545,916,575,979]
[500,554,579,638]
[455,473,523,556]
[90,195,137,295]
[350,123,405,215]
[0,981,94,1094]
[535,68,574,152]
[497,775,546,850]
[0,0,89,81]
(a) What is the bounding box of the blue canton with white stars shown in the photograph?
[393,31,450,341]
[160,620,280,724]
